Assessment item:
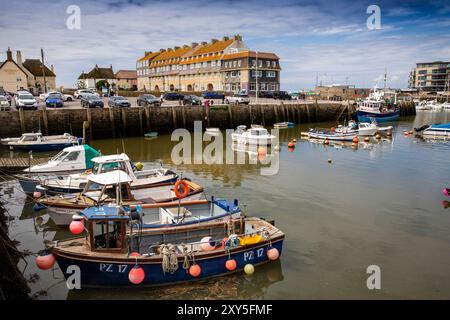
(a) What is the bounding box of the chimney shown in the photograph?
[174,46,180,50]
[159,48,166,52]
[191,42,198,48]
[145,51,152,56]
[211,39,218,44]
[183,45,189,48]
[6,47,12,61]
[201,41,207,45]
[233,34,242,41]
[16,50,22,65]
[223,36,229,41]
[167,48,173,52]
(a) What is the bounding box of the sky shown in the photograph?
[0,0,449,90]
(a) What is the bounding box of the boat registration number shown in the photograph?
[99,263,128,273]
[243,248,264,261]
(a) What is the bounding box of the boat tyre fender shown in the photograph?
[174,180,189,199]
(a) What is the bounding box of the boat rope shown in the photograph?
[161,244,178,274]
[181,244,192,271]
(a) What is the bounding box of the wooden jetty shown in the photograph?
[0,157,51,172]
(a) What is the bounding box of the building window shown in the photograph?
[251,70,262,77]
[231,71,238,77]
[258,60,262,68]
[203,62,207,68]
[250,83,256,91]
[233,61,237,68]
[272,61,277,68]
[261,83,266,90]
[267,71,276,78]
[217,60,221,67]
[211,61,216,67]
[266,61,270,67]
[252,60,256,67]
[238,60,241,67]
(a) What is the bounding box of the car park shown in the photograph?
[183,95,202,106]
[202,91,225,100]
[108,96,131,108]
[137,94,160,107]
[15,92,38,110]
[80,94,104,108]
[45,93,64,108]
[225,93,250,104]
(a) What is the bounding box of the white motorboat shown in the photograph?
[231,126,276,146]
[415,123,450,138]
[35,153,178,195]
[415,101,431,111]
[1,132,79,152]
[205,128,220,136]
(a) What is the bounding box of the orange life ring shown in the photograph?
[174,180,189,199]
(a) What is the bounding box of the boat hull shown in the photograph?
[8,142,77,152]
[53,238,284,287]
[308,132,356,141]
[357,110,399,123]
[423,129,450,137]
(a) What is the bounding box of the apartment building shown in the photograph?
[136,35,281,93]
[409,61,450,92]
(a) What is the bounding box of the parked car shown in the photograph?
[15,92,38,110]
[225,93,250,105]
[258,91,274,99]
[0,95,10,111]
[137,94,160,107]
[40,91,74,102]
[183,95,202,106]
[272,91,291,100]
[108,96,131,108]
[45,93,64,108]
[202,91,225,100]
[74,89,99,99]
[80,94,104,108]
[162,92,184,101]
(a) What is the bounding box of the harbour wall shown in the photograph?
[0,102,416,139]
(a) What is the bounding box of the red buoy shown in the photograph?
[128,265,145,284]
[221,237,229,249]
[130,252,141,257]
[35,252,55,270]
[225,259,237,271]
[267,247,280,260]
[69,220,84,235]
[352,136,359,143]
[189,264,201,277]
[287,141,295,148]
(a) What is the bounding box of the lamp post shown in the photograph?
[255,51,259,104]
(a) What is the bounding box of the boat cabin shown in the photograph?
[17,132,43,143]
[249,128,269,136]
[82,170,134,203]
[91,153,136,177]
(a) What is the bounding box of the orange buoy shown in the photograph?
[288,146,295,152]
[35,251,55,270]
[174,180,189,199]
[189,264,201,277]
[352,136,359,143]
[69,220,84,235]
[287,141,295,148]
[128,265,145,284]
[225,259,237,271]
[257,147,267,156]
[130,252,141,257]
[324,139,329,145]
[267,247,280,260]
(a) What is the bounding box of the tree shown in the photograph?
[96,80,110,91]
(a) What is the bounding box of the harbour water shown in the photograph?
[2,110,450,299]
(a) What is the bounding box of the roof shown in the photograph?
[150,46,192,67]
[115,70,137,79]
[22,59,56,77]
[0,59,28,77]
[91,153,129,164]
[191,38,234,56]
[223,51,279,60]
[138,51,161,62]
[78,72,88,79]
[87,170,133,185]
[84,66,115,79]
[81,205,130,221]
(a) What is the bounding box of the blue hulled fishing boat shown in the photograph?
[356,88,399,123]
[1,132,80,152]
[35,204,284,287]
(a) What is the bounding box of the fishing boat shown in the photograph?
[33,171,204,226]
[35,153,178,195]
[1,132,80,152]
[414,123,450,138]
[16,145,100,193]
[308,128,357,141]
[231,126,276,146]
[336,120,393,136]
[36,211,284,287]
[273,122,294,129]
[356,87,399,123]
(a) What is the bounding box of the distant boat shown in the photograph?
[231,126,275,145]
[1,132,79,152]
[356,87,399,123]
[335,120,393,136]
[308,128,356,141]
[205,128,220,136]
[144,132,158,138]
[273,122,294,129]
[415,123,450,138]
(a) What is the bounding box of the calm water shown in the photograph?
[2,110,450,299]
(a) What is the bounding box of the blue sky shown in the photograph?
[0,0,449,90]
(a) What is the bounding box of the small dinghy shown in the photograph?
[2,132,80,152]
[308,128,357,141]
[231,126,276,146]
[36,210,284,287]
[273,122,294,129]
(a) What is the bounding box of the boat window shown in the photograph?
[63,151,80,162]
[94,161,127,174]
[92,220,124,250]
[20,135,38,142]
[51,151,68,162]
[103,184,130,200]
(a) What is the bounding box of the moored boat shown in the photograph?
[37,212,284,287]
[2,132,80,152]
[273,122,294,129]
[356,87,399,123]
[308,128,357,141]
[231,126,276,146]
[414,123,450,137]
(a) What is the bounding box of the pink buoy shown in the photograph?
[267,247,280,260]
[128,265,145,284]
[69,220,84,235]
[200,236,216,251]
[33,191,42,198]
[225,259,237,271]
[35,252,56,270]
[443,188,450,197]
[189,264,201,277]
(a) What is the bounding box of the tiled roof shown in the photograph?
[138,51,161,62]
[179,52,222,65]
[78,72,88,80]
[223,51,279,60]
[150,47,192,66]
[191,38,234,56]
[115,70,137,79]
[22,59,56,77]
